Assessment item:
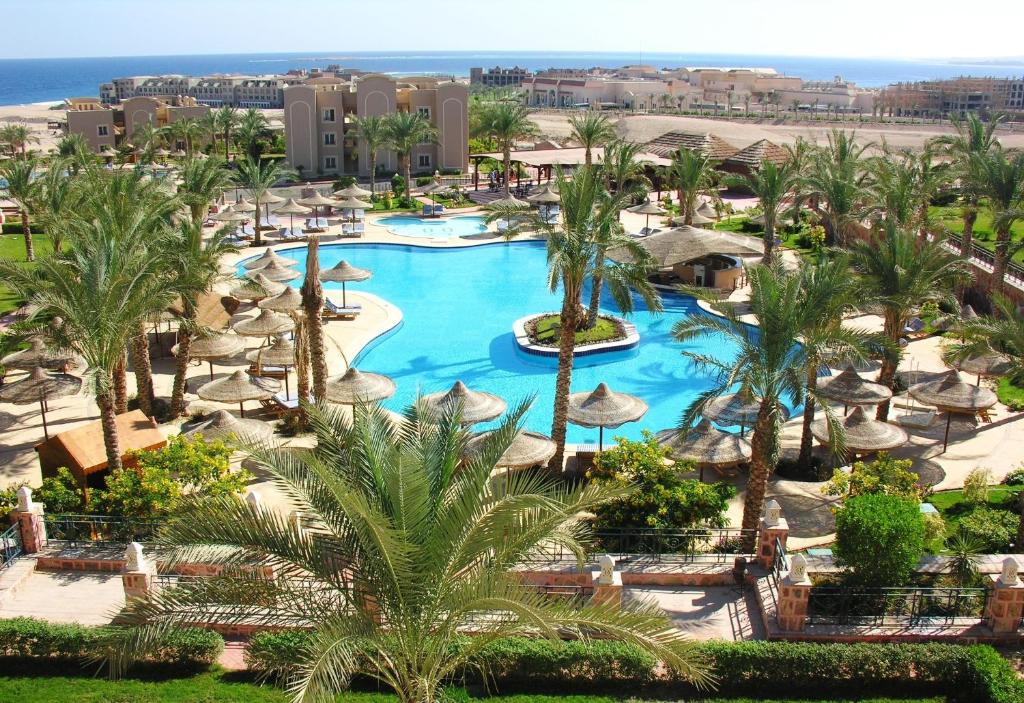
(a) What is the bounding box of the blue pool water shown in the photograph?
[378,215,488,239]
[252,241,757,443]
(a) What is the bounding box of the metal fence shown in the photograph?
[0,524,23,573]
[765,537,788,614]
[807,585,990,628]
[44,514,164,547]
[523,527,757,566]
[941,233,1024,288]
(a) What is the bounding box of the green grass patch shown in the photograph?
[0,232,53,316]
[929,205,1024,263]
[528,314,624,347]
[996,377,1024,411]
[714,217,817,257]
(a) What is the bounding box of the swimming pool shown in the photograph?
[248,241,778,443]
[378,215,488,239]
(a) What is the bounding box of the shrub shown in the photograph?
[921,511,947,553]
[34,468,84,513]
[390,173,406,195]
[963,467,993,505]
[415,175,434,187]
[957,507,1019,552]
[245,629,310,681]
[823,452,920,499]
[833,494,924,587]
[1002,466,1024,486]
[333,175,356,190]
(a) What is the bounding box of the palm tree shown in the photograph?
[485,167,661,470]
[236,108,269,160]
[214,106,240,162]
[384,111,438,199]
[107,400,708,701]
[132,122,165,163]
[869,146,949,238]
[199,112,219,154]
[0,123,38,158]
[0,157,40,261]
[301,236,328,409]
[666,148,716,226]
[472,101,538,195]
[36,160,82,254]
[851,223,970,421]
[970,148,1024,294]
[724,159,797,264]
[178,156,233,224]
[168,117,206,155]
[349,114,389,197]
[233,157,296,246]
[568,111,616,168]
[801,130,872,246]
[56,132,92,166]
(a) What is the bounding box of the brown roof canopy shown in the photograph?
[35,409,166,481]
[722,139,790,170]
[643,131,737,160]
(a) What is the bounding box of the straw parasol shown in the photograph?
[197,369,279,417]
[697,201,718,219]
[528,186,561,205]
[246,259,300,283]
[489,194,529,229]
[627,200,666,232]
[155,147,171,158]
[233,309,295,338]
[246,335,296,397]
[183,409,275,443]
[567,382,648,451]
[908,370,997,452]
[816,364,893,414]
[214,205,247,224]
[243,247,296,271]
[173,332,246,381]
[421,183,447,216]
[319,260,371,307]
[957,352,1012,386]
[1,338,80,372]
[230,273,285,300]
[233,198,257,214]
[335,196,373,225]
[324,367,396,404]
[811,406,908,455]
[465,430,557,471]
[656,419,751,482]
[703,391,789,436]
[274,197,312,233]
[297,191,337,223]
[420,381,507,425]
[260,191,285,222]
[334,183,372,199]
[0,366,82,439]
[258,286,303,312]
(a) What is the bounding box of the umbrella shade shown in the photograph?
[0,366,81,404]
[957,352,1012,378]
[527,186,561,204]
[420,380,507,425]
[696,201,718,219]
[243,247,297,271]
[297,192,337,208]
[567,383,648,429]
[908,370,997,412]
[655,419,751,466]
[245,336,296,367]
[274,198,312,215]
[197,369,279,404]
[678,211,715,225]
[421,182,447,195]
[334,184,372,198]
[246,260,300,282]
[233,309,295,337]
[320,260,371,283]
[489,194,529,209]
[233,198,257,213]
[334,196,373,210]
[324,367,397,404]
[464,430,557,469]
[214,206,247,222]
[258,286,303,312]
[262,191,286,205]
[627,200,667,216]
[817,364,893,406]
[182,409,275,443]
[703,391,791,426]
[1,339,79,371]
[177,333,245,361]
[811,406,908,453]
[230,274,285,300]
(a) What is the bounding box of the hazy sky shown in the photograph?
[4,0,1022,60]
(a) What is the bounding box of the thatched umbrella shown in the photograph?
[488,194,529,230]
[297,191,337,224]
[246,335,296,398]
[811,406,908,456]
[957,352,1013,386]
[233,309,295,338]
[242,247,297,272]
[421,183,446,217]
[230,273,285,301]
[627,200,666,232]
[173,332,245,381]
[233,198,257,214]
[214,205,247,227]
[0,366,82,439]
[703,391,790,437]
[697,201,719,220]
[334,183,372,199]
[261,191,285,224]
[909,370,997,452]
[817,364,893,414]
[567,382,648,451]
[258,286,303,313]
[324,367,396,405]
[420,380,507,425]
[335,196,373,226]
[197,369,279,417]
[320,260,371,307]
[528,185,560,205]
[656,419,751,482]
[182,409,275,443]
[1,338,80,372]
[465,430,557,469]
[247,260,300,283]
[274,198,311,233]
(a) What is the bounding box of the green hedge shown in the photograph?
[0,618,223,668]
[245,634,1023,703]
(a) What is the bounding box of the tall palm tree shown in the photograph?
[301,236,328,408]
[801,130,872,247]
[970,148,1024,294]
[214,105,240,162]
[472,101,538,195]
[233,157,296,246]
[665,148,716,226]
[869,146,948,238]
[725,159,797,264]
[851,223,970,421]
[178,156,233,224]
[486,167,661,471]
[384,111,438,199]
[0,123,38,158]
[349,114,389,197]
[168,117,206,155]
[0,157,40,261]
[36,160,82,254]
[236,108,269,160]
[132,122,165,164]
[56,132,92,165]
[107,400,708,701]
[199,111,219,154]
[568,112,616,168]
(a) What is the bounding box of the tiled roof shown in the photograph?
[643,131,738,160]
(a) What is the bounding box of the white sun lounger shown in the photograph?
[323,298,362,319]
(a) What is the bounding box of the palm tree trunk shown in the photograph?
[797,364,818,467]
[403,154,412,199]
[548,286,580,474]
[170,308,195,418]
[294,315,310,429]
[20,210,33,262]
[961,203,977,255]
[584,148,592,169]
[97,387,123,472]
[741,403,776,550]
[503,145,511,196]
[114,351,128,415]
[224,128,230,162]
[992,224,1010,296]
[874,317,901,422]
[369,150,377,197]
[130,323,155,418]
[253,195,262,246]
[585,245,607,329]
[763,215,775,265]
[302,238,328,401]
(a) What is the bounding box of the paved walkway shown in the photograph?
[0,570,124,625]
[627,586,764,641]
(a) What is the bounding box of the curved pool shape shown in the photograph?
[251,242,784,444]
[378,215,488,239]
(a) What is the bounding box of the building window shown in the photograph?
[324,156,338,170]
[418,154,431,169]
[417,106,431,119]
[323,108,336,122]
[324,132,336,146]
[97,125,109,136]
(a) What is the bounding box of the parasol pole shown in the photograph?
[38,391,49,440]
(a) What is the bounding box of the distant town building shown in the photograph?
[470,66,531,88]
[879,76,1024,118]
[65,95,209,153]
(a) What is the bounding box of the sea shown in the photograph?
[1,51,1023,106]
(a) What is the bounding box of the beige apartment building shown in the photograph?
[65,96,209,153]
[879,76,1024,118]
[283,74,468,178]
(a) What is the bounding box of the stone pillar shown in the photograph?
[757,499,789,569]
[985,558,1024,635]
[591,554,623,608]
[10,487,47,553]
[777,554,812,632]
[122,542,156,601]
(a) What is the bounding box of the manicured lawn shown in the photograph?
[530,314,623,346]
[714,217,816,257]
[0,231,52,316]
[928,484,1022,536]
[929,205,1024,263]
[996,377,1024,411]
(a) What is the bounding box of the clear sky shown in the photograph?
[4,0,1023,60]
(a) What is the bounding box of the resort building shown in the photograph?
[100,73,309,108]
[65,95,210,152]
[771,76,877,113]
[283,74,469,178]
[521,75,699,111]
[879,76,1024,118]
[470,66,531,88]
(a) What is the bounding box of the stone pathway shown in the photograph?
[0,570,124,625]
[626,586,765,641]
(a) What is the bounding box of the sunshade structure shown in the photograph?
[334,183,372,199]
[233,309,295,338]
[0,366,82,439]
[297,191,337,224]
[811,406,908,456]
[324,367,396,405]
[243,247,296,271]
[627,200,667,231]
[420,380,507,425]
[233,198,257,214]
[488,194,530,230]
[247,259,300,283]
[609,226,763,269]
[155,147,171,158]
[197,369,279,417]
[703,391,790,436]
[696,201,719,220]
[421,183,447,216]
[956,352,1012,386]
[567,382,648,451]
[816,364,893,414]
[527,185,561,205]
[230,273,285,301]
[335,196,373,225]
[320,260,371,307]
[246,335,296,397]
[174,332,246,381]
[260,191,285,222]
[183,409,275,443]
[273,197,311,232]
[464,430,557,477]
[1,338,80,372]
[214,205,247,225]
[258,286,303,312]
[656,419,751,482]
[172,149,187,158]
[909,370,997,452]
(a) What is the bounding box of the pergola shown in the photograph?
[468,147,667,191]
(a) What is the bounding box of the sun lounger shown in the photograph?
[279,227,306,241]
[202,218,216,228]
[322,298,362,320]
[422,204,433,216]
[248,363,287,380]
[240,224,256,237]
[259,215,279,228]
[341,223,354,236]
[353,222,365,235]
[904,317,925,334]
[433,204,445,216]
[260,391,317,416]
[896,410,938,430]
[305,217,329,229]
